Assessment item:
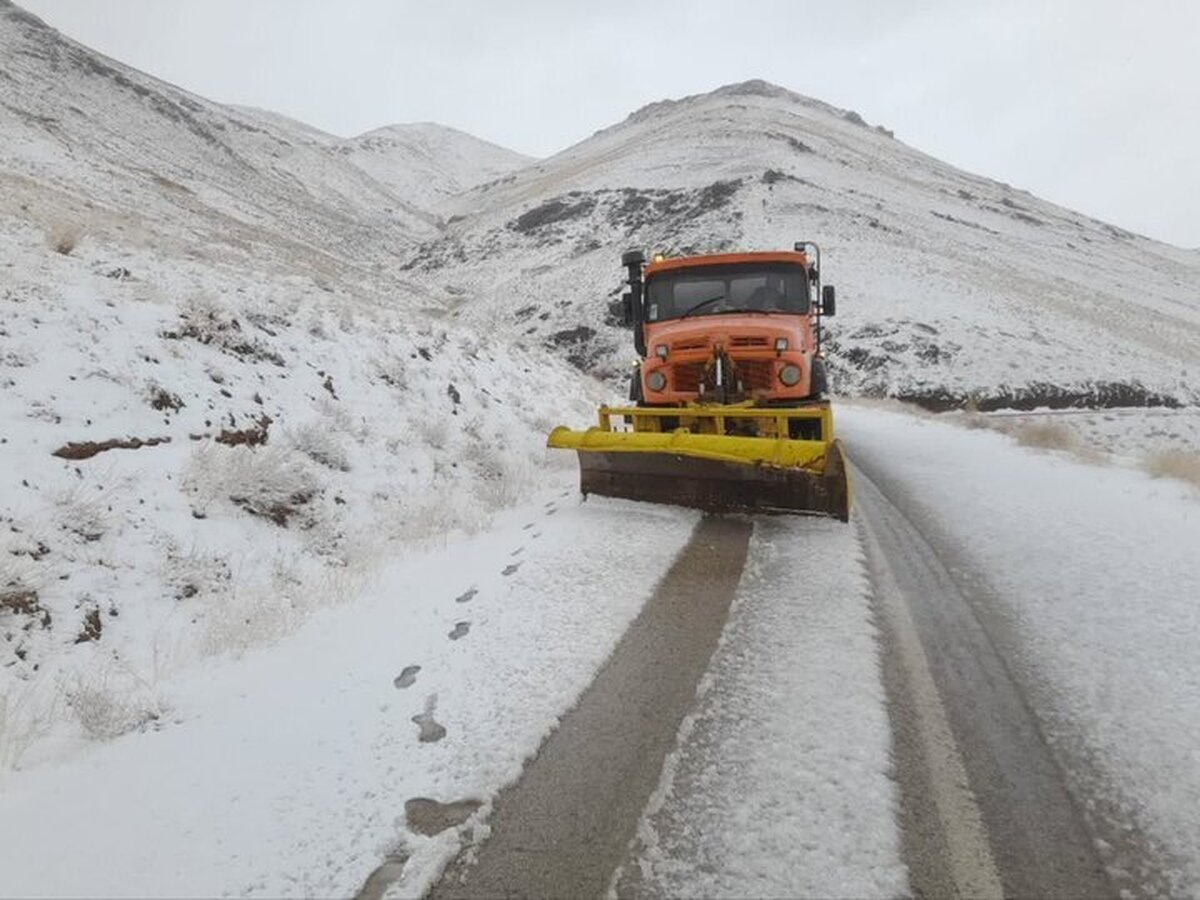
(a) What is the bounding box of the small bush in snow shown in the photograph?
[48,224,83,256]
[374,357,407,390]
[52,483,110,544]
[162,543,232,601]
[1143,450,1200,489]
[416,417,450,450]
[198,556,370,657]
[1,680,60,771]
[315,395,367,443]
[66,680,165,741]
[463,440,535,511]
[1010,421,1081,453]
[185,444,319,527]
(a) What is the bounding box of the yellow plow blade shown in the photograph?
[547,404,850,521]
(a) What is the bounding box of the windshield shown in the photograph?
[645,264,811,322]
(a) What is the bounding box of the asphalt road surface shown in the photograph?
[412,452,1166,898]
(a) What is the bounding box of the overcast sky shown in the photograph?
[17,0,1200,248]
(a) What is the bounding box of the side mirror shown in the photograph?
[622,291,634,327]
[821,285,836,316]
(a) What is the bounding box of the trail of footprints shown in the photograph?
[384,494,570,862]
[393,496,564,744]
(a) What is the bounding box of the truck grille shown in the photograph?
[670,360,776,393]
[672,362,706,393]
[735,360,775,391]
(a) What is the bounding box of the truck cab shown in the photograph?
[622,246,836,406]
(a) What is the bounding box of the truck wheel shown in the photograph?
[810,358,829,399]
[625,369,644,425]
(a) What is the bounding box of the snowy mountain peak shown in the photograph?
[344,121,532,210]
[415,79,1200,409]
[621,78,892,139]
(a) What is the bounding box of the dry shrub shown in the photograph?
[464,441,537,511]
[52,482,111,543]
[198,555,372,657]
[162,543,232,601]
[417,416,450,450]
[1009,421,1082,452]
[48,224,83,256]
[66,678,166,741]
[185,444,319,526]
[1,680,61,771]
[1143,450,1200,489]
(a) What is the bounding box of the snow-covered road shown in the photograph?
[841,404,1200,898]
[3,404,1197,899]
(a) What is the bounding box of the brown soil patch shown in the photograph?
[52,436,171,460]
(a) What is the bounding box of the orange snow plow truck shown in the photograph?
[548,243,850,521]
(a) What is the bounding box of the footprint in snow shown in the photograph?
[510,547,523,556]
[412,695,447,743]
[560,490,570,497]
[532,531,542,539]
[502,562,522,576]
[455,587,478,604]
[448,621,470,640]
[522,522,535,531]
[405,797,482,837]
[546,508,558,516]
[544,501,556,509]
[393,665,421,689]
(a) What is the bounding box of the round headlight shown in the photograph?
[647,370,668,392]
[779,364,802,386]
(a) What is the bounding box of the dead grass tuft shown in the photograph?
[1143,450,1200,490]
[66,681,164,741]
[48,225,83,256]
[1010,421,1082,452]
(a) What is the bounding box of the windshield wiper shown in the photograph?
[680,294,726,319]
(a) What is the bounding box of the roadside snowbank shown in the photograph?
[840,405,1200,894]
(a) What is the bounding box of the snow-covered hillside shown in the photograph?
[405,80,1200,409]
[0,1,592,771]
[226,108,532,216]
[345,123,532,214]
[0,0,526,281]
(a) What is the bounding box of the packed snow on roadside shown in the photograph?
[839,404,1200,894]
[0,493,701,898]
[617,515,907,899]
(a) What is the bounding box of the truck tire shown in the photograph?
[810,358,829,399]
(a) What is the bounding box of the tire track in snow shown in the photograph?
[426,516,751,899]
[854,463,1113,898]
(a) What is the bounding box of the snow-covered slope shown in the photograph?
[0,1,592,773]
[0,1,440,277]
[225,109,532,216]
[406,80,1200,408]
[345,122,531,213]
